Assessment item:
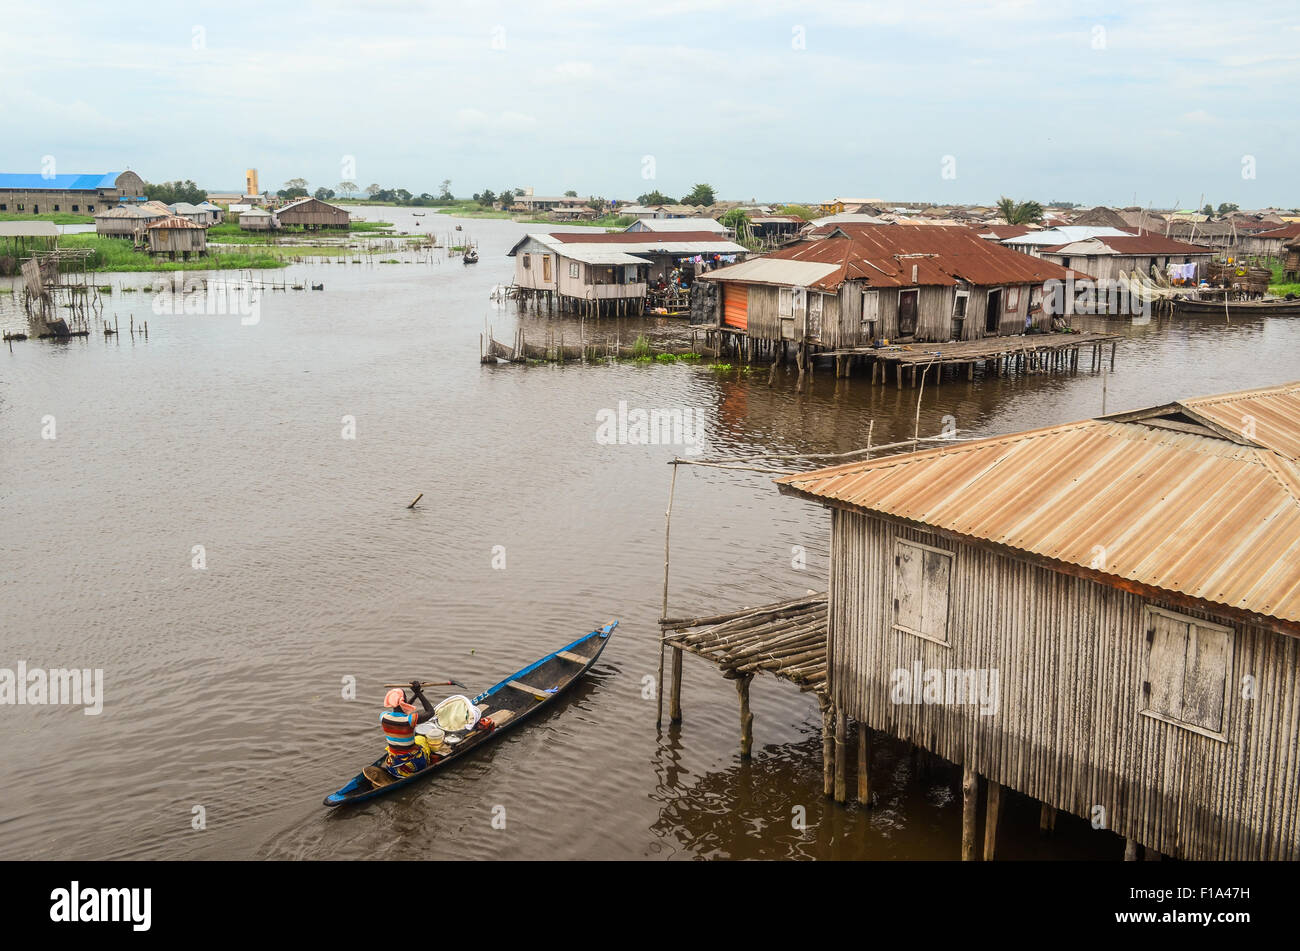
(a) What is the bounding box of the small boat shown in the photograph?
[455,225,463,231]
[1171,296,1300,318]
[463,248,479,265]
[323,621,617,808]
[412,212,426,217]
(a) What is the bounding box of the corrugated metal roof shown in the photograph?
[1254,223,1300,239]
[625,218,728,233]
[1040,235,1214,255]
[1004,226,1132,246]
[148,215,205,230]
[510,232,745,258]
[701,225,1082,290]
[0,172,123,190]
[777,381,1300,628]
[694,257,841,287]
[549,247,649,265]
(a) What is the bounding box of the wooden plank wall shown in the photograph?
[828,507,1300,860]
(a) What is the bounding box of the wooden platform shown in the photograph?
[822,331,1121,386]
[660,592,828,696]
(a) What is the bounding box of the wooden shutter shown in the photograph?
[722,283,749,330]
[894,539,952,643]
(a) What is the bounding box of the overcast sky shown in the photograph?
[3,0,1297,207]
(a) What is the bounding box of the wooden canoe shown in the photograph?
[323,621,617,808]
[1171,297,1300,317]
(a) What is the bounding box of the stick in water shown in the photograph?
[407,493,423,509]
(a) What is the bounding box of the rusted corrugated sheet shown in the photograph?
[777,382,1300,627]
[701,225,1083,291]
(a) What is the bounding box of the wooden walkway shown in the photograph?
[823,331,1120,386]
[660,592,828,694]
[660,592,828,758]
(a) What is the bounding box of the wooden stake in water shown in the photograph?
[657,462,679,728]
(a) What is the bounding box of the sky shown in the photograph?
[2,0,1298,208]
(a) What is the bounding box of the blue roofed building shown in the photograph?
[0,170,145,215]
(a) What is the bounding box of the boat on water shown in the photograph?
[323,621,617,807]
[463,248,479,264]
[1171,296,1300,318]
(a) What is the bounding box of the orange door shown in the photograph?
[722,283,749,330]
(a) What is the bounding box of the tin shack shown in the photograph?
[776,381,1300,860]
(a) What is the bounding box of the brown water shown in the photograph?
[2,208,1297,860]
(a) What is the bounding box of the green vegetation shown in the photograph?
[1268,264,1300,297]
[205,220,395,244]
[996,197,1044,225]
[0,211,94,224]
[144,180,206,204]
[637,190,675,205]
[631,335,653,358]
[57,234,284,272]
[682,183,716,206]
[776,204,816,221]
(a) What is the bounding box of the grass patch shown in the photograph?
[0,287,12,294]
[631,335,653,358]
[1267,263,1300,297]
[0,211,94,224]
[97,285,112,292]
[57,234,285,272]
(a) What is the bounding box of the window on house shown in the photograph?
[569,261,580,279]
[522,253,531,268]
[17,204,24,211]
[1005,286,1020,311]
[72,205,79,212]
[893,538,953,645]
[778,287,794,317]
[0,204,6,211]
[1141,606,1232,739]
[88,204,94,212]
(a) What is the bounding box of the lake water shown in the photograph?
[2,207,1297,859]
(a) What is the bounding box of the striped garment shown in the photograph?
[381,709,418,753]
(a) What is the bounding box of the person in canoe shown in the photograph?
[380,682,438,777]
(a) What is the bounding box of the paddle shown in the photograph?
[382,679,469,691]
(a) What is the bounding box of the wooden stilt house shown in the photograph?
[777,381,1300,860]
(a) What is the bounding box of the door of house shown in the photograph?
[898,289,918,338]
[543,255,553,282]
[986,288,1002,333]
[806,291,822,340]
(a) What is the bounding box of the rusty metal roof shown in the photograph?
[148,215,206,230]
[1254,222,1300,239]
[547,231,727,245]
[1039,234,1213,255]
[777,381,1300,629]
[701,224,1083,290]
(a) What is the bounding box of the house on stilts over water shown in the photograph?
[769,380,1300,860]
[697,224,1089,366]
[506,231,747,317]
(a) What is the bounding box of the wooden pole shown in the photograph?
[833,706,847,803]
[656,463,678,728]
[983,781,1002,860]
[821,700,834,797]
[669,647,683,724]
[857,723,870,806]
[1039,802,1057,836]
[962,763,979,861]
[1124,838,1138,861]
[736,674,753,758]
